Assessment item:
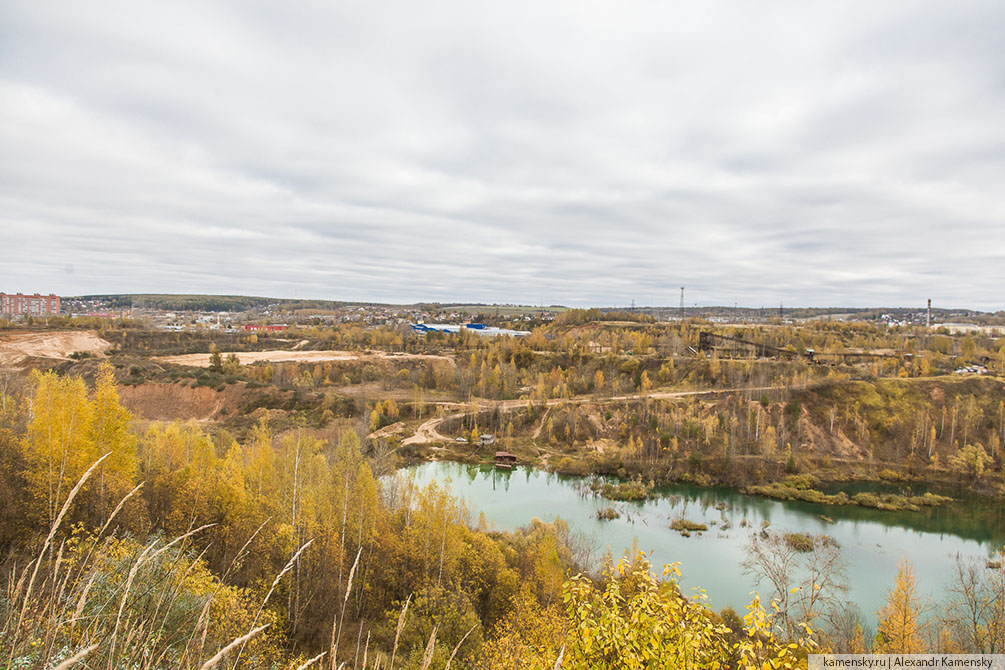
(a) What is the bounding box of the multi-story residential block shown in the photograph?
[0,293,61,317]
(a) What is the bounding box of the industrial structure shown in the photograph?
[0,293,60,317]
[411,323,530,337]
[697,330,920,365]
[244,324,288,332]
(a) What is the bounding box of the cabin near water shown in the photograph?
[494,450,517,470]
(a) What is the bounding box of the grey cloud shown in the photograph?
[0,0,1003,309]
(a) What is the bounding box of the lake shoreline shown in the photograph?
[401,460,1000,631]
[397,446,985,516]
[394,456,1005,547]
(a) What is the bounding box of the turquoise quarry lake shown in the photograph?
[402,461,1005,629]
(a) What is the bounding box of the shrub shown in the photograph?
[596,507,621,521]
[555,457,591,476]
[782,474,817,490]
[2,532,284,669]
[595,478,652,501]
[670,518,708,534]
[783,532,815,552]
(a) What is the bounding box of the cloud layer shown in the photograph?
[2,1,1003,308]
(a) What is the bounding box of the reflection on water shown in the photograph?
[401,461,1004,629]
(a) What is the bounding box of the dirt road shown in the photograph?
[0,330,112,367]
[403,415,458,445]
[401,385,785,446]
[155,350,453,367]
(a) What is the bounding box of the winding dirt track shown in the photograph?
[401,385,785,446]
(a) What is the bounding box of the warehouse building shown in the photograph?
[411,323,530,337]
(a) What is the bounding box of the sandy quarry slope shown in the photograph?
[117,382,251,421]
[0,330,112,367]
[154,350,452,367]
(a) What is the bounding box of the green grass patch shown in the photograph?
[747,482,952,512]
[594,479,652,501]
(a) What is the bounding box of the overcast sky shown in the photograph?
[1,1,1003,309]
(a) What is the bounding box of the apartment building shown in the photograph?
[0,293,61,317]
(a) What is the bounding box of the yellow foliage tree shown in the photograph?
[949,443,990,479]
[22,364,138,529]
[477,587,569,669]
[760,425,777,457]
[594,370,605,393]
[875,559,926,653]
[23,370,94,525]
[89,364,138,524]
[559,553,813,670]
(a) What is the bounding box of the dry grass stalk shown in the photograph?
[177,594,214,666]
[50,539,66,599]
[146,522,217,565]
[294,652,328,670]
[41,540,72,659]
[10,452,111,644]
[51,644,98,670]
[354,620,364,669]
[5,563,16,604]
[71,567,100,624]
[96,481,144,540]
[9,559,32,607]
[554,645,566,669]
[389,594,411,670]
[55,542,75,610]
[199,600,212,651]
[419,624,438,670]
[260,538,315,615]
[65,482,145,630]
[41,540,67,635]
[123,620,144,657]
[38,452,111,561]
[198,623,270,670]
[147,543,211,665]
[104,523,214,666]
[69,536,114,629]
[443,624,476,670]
[331,546,362,668]
[117,522,212,666]
[106,537,159,666]
[4,452,111,666]
[233,538,315,668]
[180,519,272,667]
[221,515,272,582]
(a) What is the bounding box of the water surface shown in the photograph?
[404,461,1002,629]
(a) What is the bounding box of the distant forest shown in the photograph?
[71,295,567,314]
[74,294,363,312]
[67,294,1005,325]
